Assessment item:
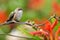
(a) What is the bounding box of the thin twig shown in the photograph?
[0,14,56,27]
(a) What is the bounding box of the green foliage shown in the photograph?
[57,0,60,4]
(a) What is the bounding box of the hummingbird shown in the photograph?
[1,8,23,25]
[7,8,23,23]
[0,8,23,29]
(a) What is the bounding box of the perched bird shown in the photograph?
[0,8,23,25]
[0,8,23,29]
[6,8,23,23]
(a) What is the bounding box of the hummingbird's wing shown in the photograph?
[6,12,15,22]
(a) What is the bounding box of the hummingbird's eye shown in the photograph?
[18,8,22,11]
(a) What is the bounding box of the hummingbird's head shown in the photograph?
[14,8,23,14]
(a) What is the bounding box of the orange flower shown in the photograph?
[55,27,60,40]
[53,2,60,16]
[28,0,44,10]
[30,18,58,40]
[44,20,51,32]
[0,10,7,23]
